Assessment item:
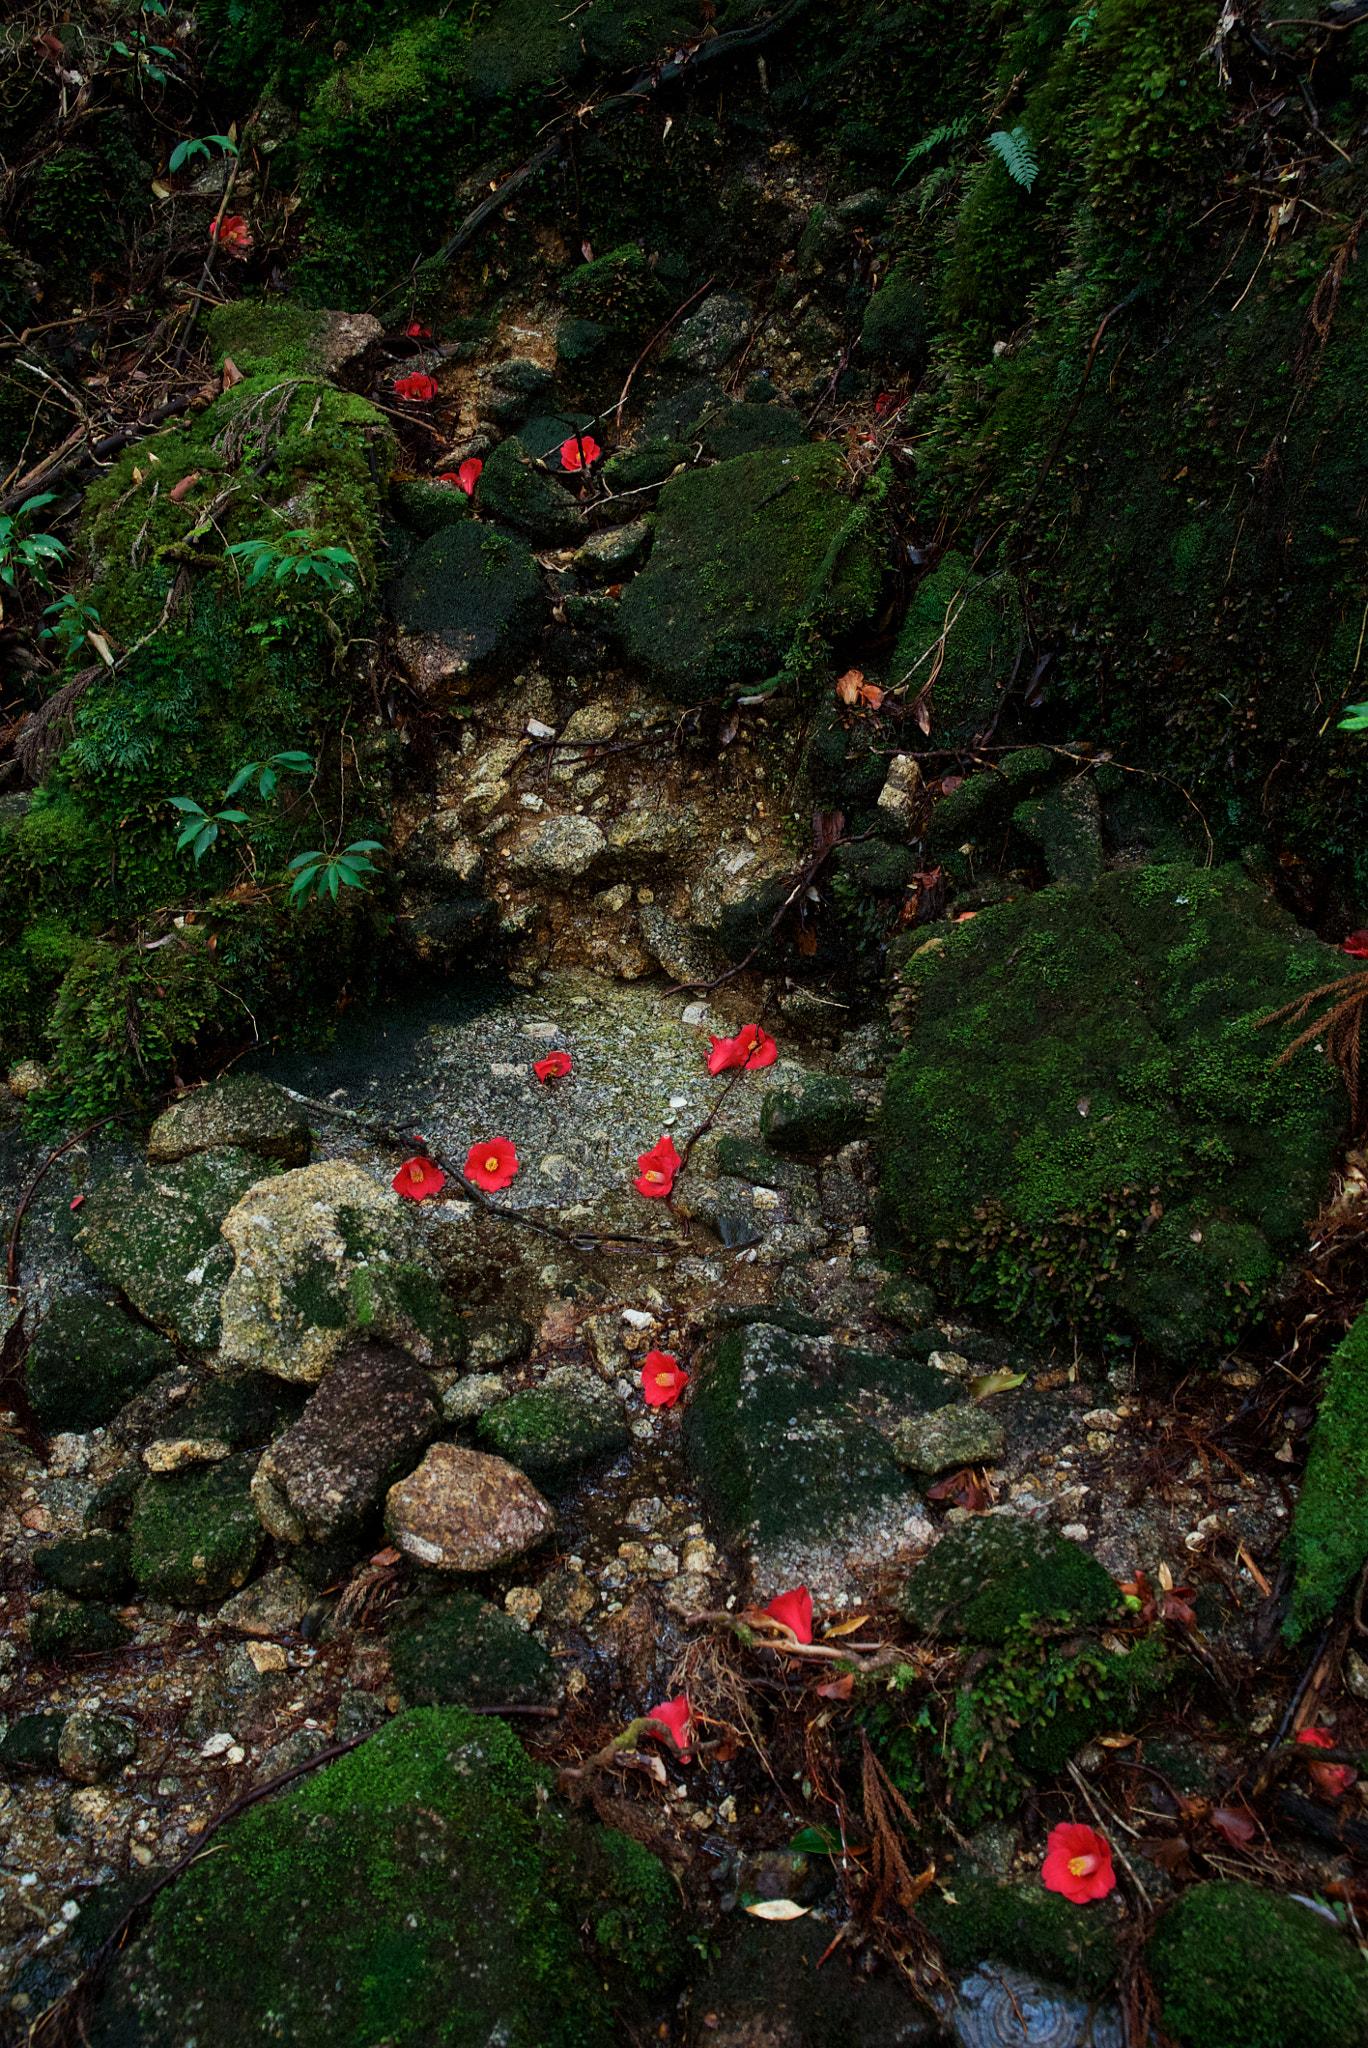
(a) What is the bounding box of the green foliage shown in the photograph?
[42,594,108,668]
[169,132,239,172]
[225,532,360,592]
[897,114,972,183]
[287,838,382,902]
[1285,1312,1368,1643]
[1340,703,1368,733]
[0,495,66,596]
[987,124,1038,191]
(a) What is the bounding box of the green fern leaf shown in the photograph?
[988,126,1038,193]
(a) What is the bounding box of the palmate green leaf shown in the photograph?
[987,125,1038,192]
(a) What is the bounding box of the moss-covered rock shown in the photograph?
[1014,773,1104,888]
[1285,1310,1368,1643]
[389,475,476,539]
[33,1533,133,1602]
[898,1514,1122,1643]
[78,1150,267,1350]
[920,1871,1119,1997]
[1148,1882,1368,2048]
[561,243,669,334]
[128,1454,264,1606]
[25,1297,178,1434]
[390,522,545,702]
[146,1074,311,1167]
[29,1593,132,1663]
[390,1590,558,1708]
[90,1706,682,2047]
[882,862,1348,1356]
[0,1713,68,1773]
[760,1075,867,1153]
[860,266,928,371]
[477,1369,630,1483]
[887,550,1023,746]
[618,445,886,701]
[475,436,588,544]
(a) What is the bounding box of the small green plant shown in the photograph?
[287,840,383,903]
[0,495,67,612]
[1339,703,1368,732]
[42,594,112,668]
[1068,6,1097,43]
[225,533,361,593]
[169,133,239,173]
[987,126,1039,193]
[223,752,314,802]
[897,115,972,184]
[167,752,314,863]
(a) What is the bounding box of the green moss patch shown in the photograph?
[128,1454,264,1607]
[920,1872,1119,1997]
[882,862,1347,1357]
[1285,1310,1368,1642]
[477,1372,630,1483]
[25,1297,178,1434]
[33,1534,132,1602]
[78,1149,266,1351]
[29,1594,131,1663]
[1148,1882,1368,2048]
[390,1591,558,1709]
[899,1515,1122,1643]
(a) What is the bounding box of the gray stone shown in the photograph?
[571,516,653,577]
[477,1367,630,1483]
[252,1727,330,1785]
[78,1150,265,1350]
[218,1159,464,1382]
[602,803,702,879]
[461,1308,533,1371]
[334,1688,390,1742]
[250,1345,442,1544]
[57,1712,137,1785]
[475,434,587,543]
[441,1372,509,1424]
[506,813,605,885]
[890,1404,1005,1474]
[29,1592,131,1662]
[637,906,728,985]
[399,811,485,897]
[217,1566,312,1637]
[667,292,753,373]
[302,309,383,388]
[391,523,545,703]
[688,842,793,960]
[386,1444,554,1570]
[26,1297,178,1434]
[761,1075,868,1153]
[146,1075,312,1167]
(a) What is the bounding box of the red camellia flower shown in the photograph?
[210,214,252,255]
[634,1133,681,1199]
[641,1350,688,1408]
[1041,1823,1116,1904]
[532,1050,573,1082]
[559,432,601,471]
[464,1137,519,1191]
[404,320,431,338]
[646,1693,692,1759]
[706,1025,778,1076]
[392,1155,447,1201]
[1297,1725,1357,1797]
[394,372,438,403]
[458,457,482,495]
[1342,930,1368,959]
[765,1585,813,1643]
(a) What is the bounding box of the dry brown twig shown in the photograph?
[1256,965,1368,1128]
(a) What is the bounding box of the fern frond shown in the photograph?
[897,114,972,184]
[988,126,1038,193]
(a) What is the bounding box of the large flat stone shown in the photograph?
[146,1075,311,1167]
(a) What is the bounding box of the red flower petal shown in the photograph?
[641,1350,688,1408]
[533,1051,572,1082]
[764,1586,813,1643]
[405,321,431,338]
[392,1155,447,1201]
[1341,930,1368,958]
[646,1693,691,1758]
[1041,1822,1115,1904]
[457,457,482,495]
[464,1137,519,1191]
[633,1134,681,1199]
[706,1026,777,1074]
[210,214,252,255]
[559,432,601,472]
[394,372,438,403]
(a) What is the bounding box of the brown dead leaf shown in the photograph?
[1211,1806,1256,1846]
[822,1615,872,1638]
[1143,1835,1191,1872]
[816,1673,855,1700]
[926,1468,990,1512]
[169,472,201,503]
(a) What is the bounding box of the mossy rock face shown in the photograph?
[390,522,545,701]
[602,440,691,492]
[25,1297,178,1434]
[389,476,476,539]
[1014,773,1104,888]
[618,445,886,702]
[882,862,1348,1357]
[899,1515,1121,1642]
[29,1593,132,1662]
[390,1591,559,1708]
[0,1713,68,1773]
[33,1533,133,1602]
[919,1872,1120,1998]
[1148,1882,1368,2048]
[477,1369,630,1483]
[561,244,669,334]
[889,550,1023,746]
[1285,1309,1368,1643]
[90,1706,681,2047]
[683,1322,955,1585]
[760,1075,867,1154]
[701,403,807,463]
[128,1454,264,1607]
[924,747,1062,874]
[146,1074,312,1167]
[78,1150,267,1351]
[475,436,588,544]
[860,267,928,371]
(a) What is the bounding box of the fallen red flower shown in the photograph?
[559,432,601,471]
[464,1137,519,1191]
[641,1350,689,1408]
[1297,1725,1357,1798]
[394,372,438,403]
[634,1133,681,1199]
[1342,930,1368,959]
[646,1692,692,1759]
[533,1050,572,1082]
[1041,1822,1116,1904]
[210,214,252,255]
[706,1025,778,1075]
[764,1585,813,1643]
[405,320,431,338]
[392,1155,447,1201]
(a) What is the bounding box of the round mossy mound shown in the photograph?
[1148,1882,1368,2048]
[389,1591,558,1709]
[898,1515,1122,1643]
[128,1454,264,1606]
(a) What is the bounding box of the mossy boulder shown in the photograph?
[33,1533,132,1602]
[25,1297,178,1434]
[477,1369,630,1484]
[1285,1310,1368,1643]
[618,445,886,701]
[859,266,928,371]
[146,1074,311,1167]
[1148,1882,1368,2048]
[390,475,475,539]
[29,1594,132,1663]
[561,244,668,334]
[760,1075,867,1154]
[919,1871,1119,1997]
[702,403,807,462]
[882,862,1348,1357]
[390,1590,559,1708]
[203,302,382,387]
[475,436,588,544]
[90,1706,684,2047]
[899,1514,1122,1642]
[1014,773,1105,887]
[128,1454,264,1607]
[0,1713,68,1773]
[888,550,1023,745]
[78,1150,267,1351]
[390,521,545,701]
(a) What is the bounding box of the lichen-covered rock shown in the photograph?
[761,1075,867,1154]
[477,1368,629,1484]
[882,862,1349,1359]
[683,1322,956,1601]
[506,813,606,886]
[390,522,544,702]
[29,1593,131,1662]
[891,1405,1005,1475]
[1148,1882,1368,2048]
[217,1567,311,1638]
[250,1343,442,1544]
[390,1590,558,1708]
[618,444,886,701]
[146,1074,311,1167]
[638,905,728,984]
[0,1713,67,1773]
[58,1712,137,1785]
[78,1150,266,1350]
[460,1307,533,1372]
[90,1707,685,2048]
[25,1297,178,1433]
[33,1533,132,1602]
[666,291,752,373]
[688,841,793,961]
[475,435,587,544]
[602,803,703,878]
[218,1159,464,1382]
[386,1444,554,1570]
[128,1454,264,1606]
[898,1515,1121,1643]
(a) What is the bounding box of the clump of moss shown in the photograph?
[887,550,1024,746]
[25,1297,178,1434]
[1285,1311,1368,1643]
[920,1871,1120,1997]
[477,1376,630,1483]
[128,1455,264,1606]
[29,1594,131,1663]
[898,1513,1122,1644]
[390,1591,558,1709]
[1148,1882,1368,2048]
[561,244,668,334]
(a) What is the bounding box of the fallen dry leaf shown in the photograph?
[1211,1806,1256,1845]
[745,1900,810,1921]
[815,1674,855,1700]
[822,1615,871,1638]
[968,1369,1026,1400]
